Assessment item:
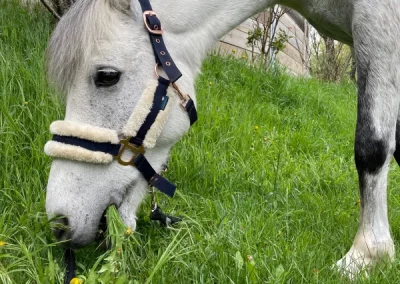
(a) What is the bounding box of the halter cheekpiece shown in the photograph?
[45,0,198,199]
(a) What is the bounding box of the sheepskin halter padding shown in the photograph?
[44,81,176,163]
[44,121,118,163]
[123,81,176,148]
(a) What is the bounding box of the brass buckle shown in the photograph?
[116,137,145,166]
[172,82,191,109]
[143,11,163,35]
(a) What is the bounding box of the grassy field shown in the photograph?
[2,1,400,283]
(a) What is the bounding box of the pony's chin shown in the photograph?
[63,239,92,249]
[56,226,98,249]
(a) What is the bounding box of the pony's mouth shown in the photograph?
[51,208,110,249]
[94,211,109,248]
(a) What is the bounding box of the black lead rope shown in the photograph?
[64,248,76,284]
[63,205,180,283]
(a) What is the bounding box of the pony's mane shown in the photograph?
[46,0,130,96]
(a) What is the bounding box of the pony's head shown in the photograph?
[45,0,197,247]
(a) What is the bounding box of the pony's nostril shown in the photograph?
[51,215,70,240]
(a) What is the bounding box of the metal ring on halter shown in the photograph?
[116,137,145,166]
[154,63,160,78]
[150,186,158,211]
[154,64,174,82]
[155,64,189,101]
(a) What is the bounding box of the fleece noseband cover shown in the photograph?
[44,81,176,164]
[44,121,119,164]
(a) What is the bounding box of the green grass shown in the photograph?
[2,1,400,283]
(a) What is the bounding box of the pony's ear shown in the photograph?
[108,0,131,14]
[110,0,141,20]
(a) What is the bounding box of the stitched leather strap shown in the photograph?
[185,98,198,126]
[130,77,170,146]
[138,0,198,124]
[138,0,182,82]
[138,0,152,11]
[52,134,175,196]
[52,135,120,156]
[134,154,176,197]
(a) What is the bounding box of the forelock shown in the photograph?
[46,0,131,96]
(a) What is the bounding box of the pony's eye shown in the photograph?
[95,69,121,87]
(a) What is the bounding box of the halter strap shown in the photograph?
[130,77,170,146]
[138,0,153,12]
[52,135,120,156]
[138,0,198,125]
[138,0,182,82]
[115,0,197,190]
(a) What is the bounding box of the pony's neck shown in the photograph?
[148,0,353,76]
[151,0,281,76]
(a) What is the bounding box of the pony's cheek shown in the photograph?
[156,105,191,147]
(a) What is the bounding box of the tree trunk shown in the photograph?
[349,49,357,82]
[319,35,338,81]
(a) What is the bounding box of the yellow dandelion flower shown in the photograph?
[242,55,247,59]
[356,199,361,206]
[254,125,259,131]
[70,278,82,284]
[24,101,28,105]
[0,241,6,247]
[125,227,132,236]
[232,49,237,54]
[209,81,213,86]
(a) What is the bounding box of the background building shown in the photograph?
[216,9,309,75]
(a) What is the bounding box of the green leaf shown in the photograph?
[98,263,112,274]
[274,264,285,279]
[234,251,244,270]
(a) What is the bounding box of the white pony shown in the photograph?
[44,0,400,277]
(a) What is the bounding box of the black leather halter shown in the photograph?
[54,0,197,199]
[62,1,197,283]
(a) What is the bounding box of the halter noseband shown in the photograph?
[46,0,197,198]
